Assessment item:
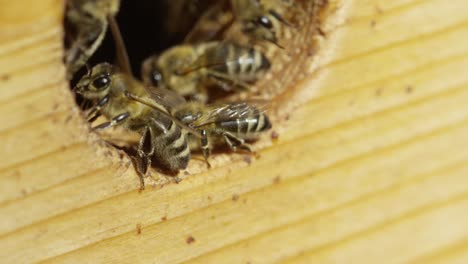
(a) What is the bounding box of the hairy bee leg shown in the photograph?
[222,132,253,153]
[137,126,156,169]
[207,71,251,91]
[131,155,147,191]
[65,21,105,78]
[65,45,86,78]
[132,127,149,191]
[190,92,209,103]
[87,111,101,123]
[93,112,129,130]
[264,37,284,49]
[134,126,157,191]
[200,130,212,168]
[268,9,292,27]
[86,95,109,121]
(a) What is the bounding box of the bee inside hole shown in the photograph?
[64,0,304,189]
[68,0,218,106]
[78,1,189,78]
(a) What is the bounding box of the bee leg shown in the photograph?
[263,36,284,49]
[200,130,212,168]
[93,112,129,130]
[87,111,101,123]
[132,155,147,191]
[137,126,156,172]
[135,126,156,191]
[268,9,293,27]
[86,95,109,121]
[207,71,251,91]
[223,132,253,153]
[135,128,149,191]
[191,86,209,103]
[66,26,104,78]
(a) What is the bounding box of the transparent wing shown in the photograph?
[193,101,269,127]
[145,85,187,109]
[108,14,132,75]
[175,42,227,75]
[124,91,201,138]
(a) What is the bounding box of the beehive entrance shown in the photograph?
[66,0,338,181]
[78,0,333,112]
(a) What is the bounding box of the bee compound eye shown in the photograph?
[257,16,273,29]
[92,75,110,90]
[151,71,163,86]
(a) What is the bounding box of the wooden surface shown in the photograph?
[1,0,468,263]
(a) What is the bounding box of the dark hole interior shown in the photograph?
[88,1,190,77]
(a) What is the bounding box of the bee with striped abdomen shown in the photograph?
[141,41,271,102]
[171,101,272,166]
[75,63,197,190]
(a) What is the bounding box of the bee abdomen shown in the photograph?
[253,113,272,133]
[211,43,270,80]
[218,113,271,138]
[233,46,270,79]
[150,117,190,171]
[247,46,270,73]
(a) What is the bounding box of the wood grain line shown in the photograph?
[1,77,465,238]
[186,160,468,263]
[326,19,468,69]
[283,193,468,263]
[44,120,468,263]
[408,237,468,264]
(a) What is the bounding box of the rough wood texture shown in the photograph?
[1,0,468,263]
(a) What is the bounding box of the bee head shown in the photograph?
[141,55,165,88]
[244,10,286,48]
[244,14,275,40]
[75,63,115,100]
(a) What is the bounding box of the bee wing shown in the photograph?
[107,14,132,75]
[193,101,269,127]
[145,86,187,109]
[124,91,202,138]
[176,41,233,75]
[216,100,270,119]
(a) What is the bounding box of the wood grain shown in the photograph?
[1,0,468,263]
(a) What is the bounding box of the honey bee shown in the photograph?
[64,0,122,79]
[171,101,272,166]
[75,63,272,187]
[75,62,197,190]
[230,0,293,48]
[183,0,294,48]
[141,41,271,102]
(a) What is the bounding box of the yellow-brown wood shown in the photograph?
[1,0,468,263]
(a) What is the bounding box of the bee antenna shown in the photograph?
[85,63,92,77]
[268,9,293,27]
[267,37,285,49]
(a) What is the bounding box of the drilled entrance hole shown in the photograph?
[80,0,333,106]
[67,0,338,182]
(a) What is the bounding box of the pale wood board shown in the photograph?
[1,0,468,263]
